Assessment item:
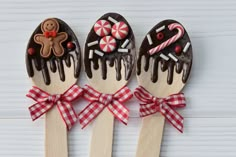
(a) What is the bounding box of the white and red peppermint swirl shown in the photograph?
[149,23,185,55]
[111,21,129,40]
[94,20,111,37]
[99,35,117,53]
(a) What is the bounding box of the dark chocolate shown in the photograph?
[137,20,192,84]
[84,13,135,81]
[26,18,81,85]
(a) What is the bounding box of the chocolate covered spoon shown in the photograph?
[81,13,135,157]
[135,20,192,157]
[26,18,81,157]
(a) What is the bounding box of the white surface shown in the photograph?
[0,0,236,156]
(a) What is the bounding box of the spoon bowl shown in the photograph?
[83,13,135,157]
[26,18,81,157]
[136,20,192,157]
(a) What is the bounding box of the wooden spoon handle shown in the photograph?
[90,108,114,157]
[45,107,68,157]
[136,113,165,157]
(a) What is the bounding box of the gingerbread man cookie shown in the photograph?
[26,18,81,85]
[34,18,68,58]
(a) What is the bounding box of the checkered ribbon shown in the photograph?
[134,86,186,133]
[26,84,83,130]
[78,85,132,128]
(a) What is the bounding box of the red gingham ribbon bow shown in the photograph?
[134,86,186,133]
[26,84,83,130]
[78,85,132,128]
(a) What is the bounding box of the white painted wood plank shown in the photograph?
[0,118,236,157]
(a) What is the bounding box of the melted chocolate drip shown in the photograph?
[26,18,81,85]
[49,58,56,72]
[84,13,135,81]
[137,20,192,85]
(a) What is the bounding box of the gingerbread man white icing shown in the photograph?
[34,18,68,58]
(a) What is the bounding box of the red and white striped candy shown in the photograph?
[149,23,185,55]
[94,20,111,37]
[99,36,117,53]
[111,21,129,40]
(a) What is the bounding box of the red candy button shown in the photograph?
[175,45,182,55]
[111,21,129,40]
[94,20,111,37]
[156,32,164,40]
[99,36,117,53]
[28,48,35,55]
[67,42,75,49]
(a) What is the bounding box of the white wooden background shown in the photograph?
[0,0,236,156]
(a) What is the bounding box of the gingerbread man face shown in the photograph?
[41,18,59,32]
[34,18,68,58]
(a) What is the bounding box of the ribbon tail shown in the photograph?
[28,102,52,121]
[57,101,77,130]
[107,101,129,125]
[161,103,184,133]
[78,102,105,129]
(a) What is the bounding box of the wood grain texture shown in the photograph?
[45,108,68,157]
[89,109,114,157]
[1,0,236,156]
[136,114,165,157]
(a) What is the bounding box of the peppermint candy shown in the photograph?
[111,21,129,40]
[99,36,117,53]
[94,20,111,37]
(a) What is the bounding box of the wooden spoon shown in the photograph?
[83,13,135,157]
[135,20,192,157]
[26,18,81,157]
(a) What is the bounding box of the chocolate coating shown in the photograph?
[137,20,192,84]
[26,18,81,85]
[84,13,135,81]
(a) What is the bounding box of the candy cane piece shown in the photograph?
[148,23,185,55]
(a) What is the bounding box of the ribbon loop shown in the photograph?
[134,86,186,133]
[26,84,83,130]
[78,85,132,129]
